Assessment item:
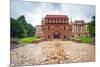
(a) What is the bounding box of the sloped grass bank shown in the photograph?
[72,36,93,43]
[18,36,39,44]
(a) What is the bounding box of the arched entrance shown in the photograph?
[53,31,61,39]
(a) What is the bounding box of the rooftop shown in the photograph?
[45,15,68,19]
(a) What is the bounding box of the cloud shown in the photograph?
[11,1,95,26]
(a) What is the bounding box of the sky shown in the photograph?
[11,0,95,26]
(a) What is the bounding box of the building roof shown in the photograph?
[73,20,89,25]
[45,15,68,19]
[74,20,84,23]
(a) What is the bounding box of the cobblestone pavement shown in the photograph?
[11,41,95,66]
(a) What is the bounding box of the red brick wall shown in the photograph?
[41,15,72,40]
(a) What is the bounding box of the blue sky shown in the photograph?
[11,0,95,26]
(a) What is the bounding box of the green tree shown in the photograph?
[10,15,36,38]
[17,15,36,37]
[26,24,36,36]
[88,16,95,37]
[10,17,27,37]
[10,18,17,37]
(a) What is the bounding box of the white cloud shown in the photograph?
[11,1,95,26]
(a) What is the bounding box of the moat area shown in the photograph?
[11,40,95,66]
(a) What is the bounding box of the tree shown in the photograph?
[10,15,36,38]
[10,18,16,37]
[17,15,36,37]
[10,17,27,37]
[88,16,95,37]
[26,24,36,36]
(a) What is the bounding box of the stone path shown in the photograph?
[11,41,95,66]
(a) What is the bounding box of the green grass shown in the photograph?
[18,36,39,44]
[73,36,93,43]
[79,37,93,43]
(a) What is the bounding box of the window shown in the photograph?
[64,35,66,39]
[48,18,49,21]
[64,19,66,21]
[48,26,50,30]
[48,35,50,39]
[64,26,66,31]
[79,34,80,36]
[61,19,62,21]
[58,18,59,21]
[51,19,53,21]
[55,18,56,21]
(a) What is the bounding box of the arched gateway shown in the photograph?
[53,31,61,39]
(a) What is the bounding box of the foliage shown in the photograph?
[78,36,93,43]
[73,36,93,43]
[11,18,27,37]
[88,16,95,37]
[10,15,36,38]
[18,36,38,44]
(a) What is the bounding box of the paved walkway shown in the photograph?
[11,41,95,66]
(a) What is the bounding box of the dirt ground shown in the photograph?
[11,40,95,66]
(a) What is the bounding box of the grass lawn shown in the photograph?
[18,36,39,44]
[73,36,93,43]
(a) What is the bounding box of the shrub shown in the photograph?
[74,36,93,43]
